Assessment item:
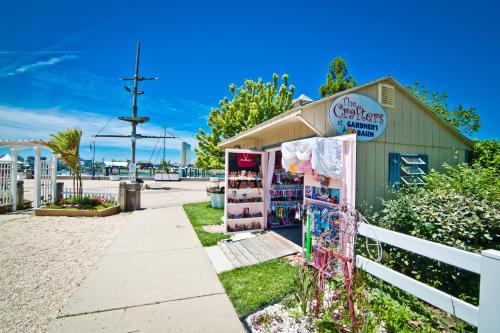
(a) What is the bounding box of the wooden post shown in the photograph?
[10,147,18,212]
[478,250,500,332]
[33,146,41,208]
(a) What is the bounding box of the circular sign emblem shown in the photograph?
[328,93,387,141]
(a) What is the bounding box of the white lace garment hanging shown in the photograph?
[281,137,342,178]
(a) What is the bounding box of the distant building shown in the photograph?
[104,161,128,168]
[25,155,46,168]
[180,142,191,167]
[82,159,93,168]
[137,162,153,169]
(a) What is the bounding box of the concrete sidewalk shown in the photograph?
[48,207,244,333]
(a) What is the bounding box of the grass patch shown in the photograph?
[219,258,296,317]
[183,201,229,247]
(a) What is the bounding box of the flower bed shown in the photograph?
[243,264,471,333]
[34,197,120,217]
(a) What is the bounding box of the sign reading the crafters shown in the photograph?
[328,93,387,141]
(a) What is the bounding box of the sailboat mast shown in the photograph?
[162,127,166,162]
[93,41,178,179]
[131,42,141,163]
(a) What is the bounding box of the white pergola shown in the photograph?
[0,139,58,210]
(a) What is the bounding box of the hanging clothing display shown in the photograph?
[267,149,304,228]
[281,137,342,178]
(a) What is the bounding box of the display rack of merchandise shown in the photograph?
[225,151,265,233]
[267,159,304,227]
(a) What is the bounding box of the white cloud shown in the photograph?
[2,55,79,77]
[0,104,198,153]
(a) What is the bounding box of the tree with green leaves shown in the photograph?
[195,73,295,169]
[44,129,83,198]
[407,82,480,135]
[319,57,357,98]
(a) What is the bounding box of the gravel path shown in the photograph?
[0,211,128,333]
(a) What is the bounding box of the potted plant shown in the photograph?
[155,160,180,181]
[207,184,225,209]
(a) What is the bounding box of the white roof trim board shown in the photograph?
[219,110,304,147]
[219,76,473,148]
[0,139,50,149]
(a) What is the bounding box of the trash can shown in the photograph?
[119,182,141,212]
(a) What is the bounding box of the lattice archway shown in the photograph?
[0,140,57,210]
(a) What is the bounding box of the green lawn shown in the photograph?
[219,258,296,317]
[182,202,230,247]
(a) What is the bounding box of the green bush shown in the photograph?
[471,138,499,169]
[373,161,499,304]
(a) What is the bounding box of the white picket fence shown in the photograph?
[62,187,118,202]
[357,222,500,332]
[0,161,13,206]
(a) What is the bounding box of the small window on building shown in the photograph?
[389,153,428,188]
[378,83,395,108]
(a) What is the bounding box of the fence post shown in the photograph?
[51,153,58,204]
[56,182,64,202]
[478,249,500,332]
[16,181,23,210]
[9,147,18,212]
[33,146,41,208]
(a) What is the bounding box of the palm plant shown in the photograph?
[44,129,83,198]
[160,159,172,173]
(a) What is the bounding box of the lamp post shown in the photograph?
[90,141,96,180]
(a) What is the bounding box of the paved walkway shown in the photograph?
[48,206,244,333]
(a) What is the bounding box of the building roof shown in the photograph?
[219,76,473,148]
[292,94,314,108]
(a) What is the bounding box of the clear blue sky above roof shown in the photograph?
[0,0,498,161]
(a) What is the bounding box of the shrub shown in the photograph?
[373,162,500,304]
[471,138,499,169]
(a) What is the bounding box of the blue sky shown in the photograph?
[1,0,499,162]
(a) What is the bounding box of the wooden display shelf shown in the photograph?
[304,197,338,207]
[226,216,264,222]
[227,201,263,206]
[270,184,303,188]
[270,199,302,203]
[227,176,262,181]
